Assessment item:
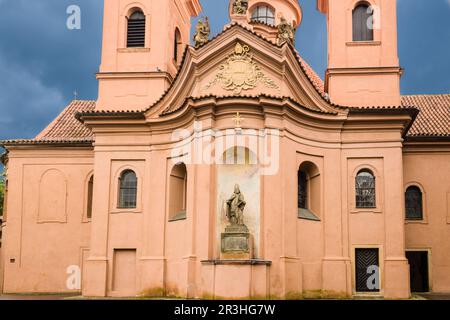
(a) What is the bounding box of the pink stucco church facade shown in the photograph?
[1,0,449,299]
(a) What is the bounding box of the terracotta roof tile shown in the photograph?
[402,94,450,137]
[3,94,449,147]
[39,100,95,140]
[1,100,95,146]
[293,52,326,97]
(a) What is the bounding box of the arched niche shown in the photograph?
[168,162,188,221]
[298,161,321,221]
[38,169,67,223]
[216,146,260,258]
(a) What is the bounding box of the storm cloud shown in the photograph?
[0,0,449,142]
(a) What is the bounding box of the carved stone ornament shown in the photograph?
[193,17,210,48]
[226,184,246,226]
[221,184,251,255]
[277,17,296,46]
[205,42,280,95]
[232,0,249,15]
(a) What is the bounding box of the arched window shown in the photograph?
[127,10,146,48]
[86,175,94,219]
[174,28,182,63]
[298,162,321,221]
[118,170,137,209]
[251,6,275,25]
[169,163,187,221]
[355,170,376,208]
[353,3,374,41]
[405,186,423,220]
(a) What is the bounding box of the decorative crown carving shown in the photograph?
[205,42,280,95]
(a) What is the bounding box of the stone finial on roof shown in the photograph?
[193,17,210,48]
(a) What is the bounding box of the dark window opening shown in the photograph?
[356,170,376,208]
[87,175,94,219]
[353,3,374,41]
[118,170,137,209]
[298,170,308,209]
[127,10,146,48]
[405,186,423,220]
[251,6,275,26]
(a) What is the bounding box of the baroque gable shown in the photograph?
[145,24,343,119]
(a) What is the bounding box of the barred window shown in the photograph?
[118,170,137,209]
[355,170,376,208]
[87,175,94,219]
[405,186,423,220]
[251,6,275,26]
[127,10,146,48]
[298,170,308,209]
[353,3,374,41]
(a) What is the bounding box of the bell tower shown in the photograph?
[96,0,202,111]
[318,0,402,107]
[229,0,302,43]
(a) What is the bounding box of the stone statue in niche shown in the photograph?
[221,184,252,258]
[226,184,246,226]
[193,17,210,48]
[277,16,296,46]
[232,0,249,15]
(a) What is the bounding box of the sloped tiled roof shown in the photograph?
[402,94,450,137]
[1,100,95,145]
[294,52,326,96]
[37,100,96,140]
[2,94,449,147]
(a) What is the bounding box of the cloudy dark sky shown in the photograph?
[0,0,449,142]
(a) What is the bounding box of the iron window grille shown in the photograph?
[405,186,423,220]
[355,170,376,208]
[355,248,380,292]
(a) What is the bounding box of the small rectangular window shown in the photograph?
[298,170,308,209]
[87,176,94,219]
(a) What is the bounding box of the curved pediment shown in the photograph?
[144,23,345,120]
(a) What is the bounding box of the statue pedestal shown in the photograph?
[229,14,252,30]
[221,225,253,260]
